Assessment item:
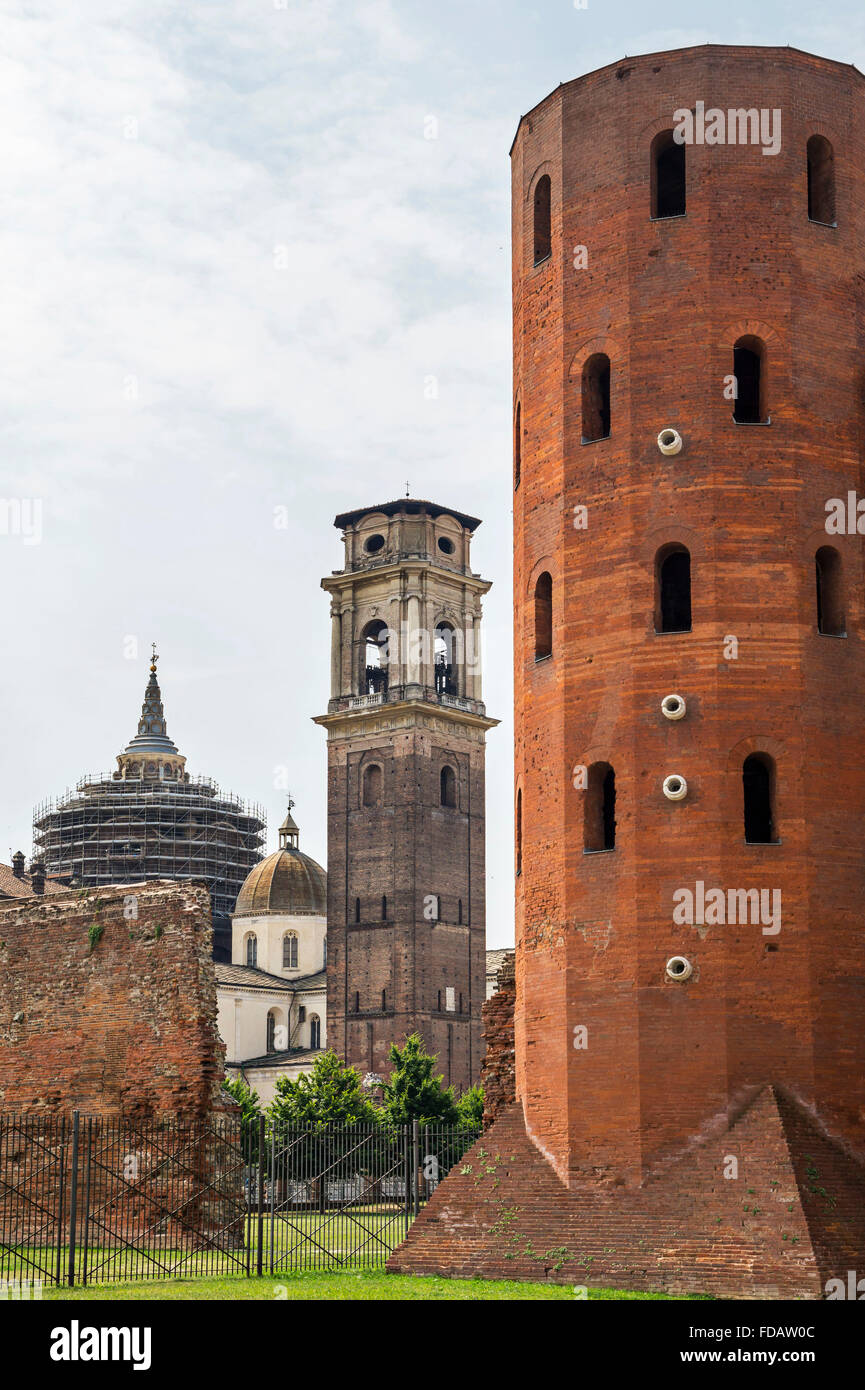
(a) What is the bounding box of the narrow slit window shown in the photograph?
[815,546,845,635]
[516,788,523,876]
[582,353,611,442]
[743,754,776,844]
[440,765,456,807]
[534,572,553,660]
[651,130,686,219]
[656,546,692,633]
[733,336,766,423]
[381,894,387,920]
[362,763,383,807]
[533,175,551,265]
[354,897,361,924]
[514,401,522,490]
[584,762,616,852]
[807,135,835,225]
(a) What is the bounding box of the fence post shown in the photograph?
[55,1115,68,1288]
[256,1115,265,1277]
[412,1118,420,1219]
[67,1111,80,1287]
[80,1118,92,1288]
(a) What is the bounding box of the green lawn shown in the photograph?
[42,1268,695,1301]
[4,1209,409,1285]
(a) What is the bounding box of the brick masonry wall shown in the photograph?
[481,952,515,1127]
[0,880,227,1117]
[389,1094,865,1298]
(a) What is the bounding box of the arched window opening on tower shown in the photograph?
[516,788,523,876]
[266,1010,277,1054]
[584,762,616,852]
[434,622,458,696]
[743,754,777,844]
[440,765,457,808]
[362,763,383,807]
[733,336,767,423]
[807,135,836,225]
[655,545,692,633]
[282,932,298,969]
[582,353,611,442]
[245,933,257,968]
[361,619,389,696]
[651,130,686,219]
[310,1014,321,1049]
[534,572,553,660]
[533,174,551,265]
[816,546,846,636]
[514,401,522,490]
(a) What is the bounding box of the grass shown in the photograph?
[41,1268,695,1301]
[5,1209,408,1285]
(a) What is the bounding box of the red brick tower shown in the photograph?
[391,45,865,1297]
[314,499,496,1092]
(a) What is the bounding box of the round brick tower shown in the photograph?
[389,45,865,1297]
[512,43,865,1199]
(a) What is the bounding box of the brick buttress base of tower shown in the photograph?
[387,1093,865,1299]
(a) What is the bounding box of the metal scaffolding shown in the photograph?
[33,772,266,926]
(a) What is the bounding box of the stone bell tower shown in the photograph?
[314,498,497,1091]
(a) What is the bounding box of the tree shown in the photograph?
[266,1052,380,1211]
[380,1033,459,1125]
[267,1050,378,1126]
[456,1083,484,1127]
[222,1075,263,1161]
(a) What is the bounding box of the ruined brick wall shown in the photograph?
[0,880,226,1117]
[481,952,515,1127]
[512,44,865,1184]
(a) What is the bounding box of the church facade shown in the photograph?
[217,809,328,1106]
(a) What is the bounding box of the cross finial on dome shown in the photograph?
[150,642,158,673]
[279,799,300,850]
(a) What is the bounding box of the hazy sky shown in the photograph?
[1,0,862,946]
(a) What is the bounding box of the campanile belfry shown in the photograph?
[314,498,497,1090]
